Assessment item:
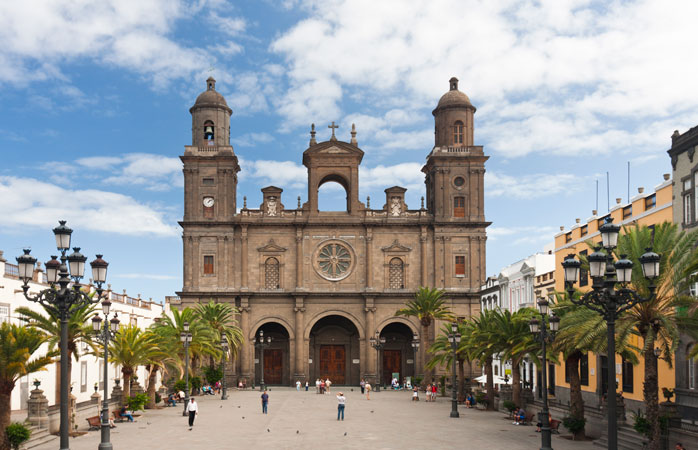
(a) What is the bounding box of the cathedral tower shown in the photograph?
[423,77,487,222]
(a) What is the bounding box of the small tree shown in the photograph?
[5,423,30,450]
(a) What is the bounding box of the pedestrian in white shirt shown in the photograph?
[186,397,198,430]
[336,392,346,420]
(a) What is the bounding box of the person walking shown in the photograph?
[186,397,198,430]
[316,378,321,394]
[336,392,346,420]
[365,382,371,400]
[305,380,309,391]
[325,378,332,394]
[360,379,365,394]
[296,380,301,391]
[261,389,269,414]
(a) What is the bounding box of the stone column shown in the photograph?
[110,381,122,403]
[364,302,376,383]
[420,226,428,287]
[293,298,306,380]
[239,300,251,381]
[365,227,373,290]
[192,236,200,290]
[295,228,303,289]
[443,236,450,289]
[241,225,248,290]
[27,387,49,428]
[217,236,225,289]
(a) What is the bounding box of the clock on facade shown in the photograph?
[203,197,215,207]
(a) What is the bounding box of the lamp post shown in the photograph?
[529,299,560,450]
[411,333,420,385]
[561,217,660,450]
[369,332,386,392]
[221,335,229,400]
[16,221,108,450]
[253,330,272,392]
[180,321,192,417]
[91,301,119,450]
[448,322,462,418]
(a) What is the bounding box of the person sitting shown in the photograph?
[536,413,552,431]
[119,406,134,422]
[517,409,526,425]
[465,393,474,408]
[177,390,185,402]
[167,393,177,407]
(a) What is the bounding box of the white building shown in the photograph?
[0,250,164,413]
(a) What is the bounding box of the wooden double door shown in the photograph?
[263,349,283,385]
[383,350,401,385]
[319,345,346,384]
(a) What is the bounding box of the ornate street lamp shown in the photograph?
[529,299,559,450]
[369,332,386,392]
[91,300,119,450]
[411,333,420,384]
[447,322,462,418]
[561,216,660,450]
[16,221,107,450]
[221,335,229,400]
[253,330,272,392]
[180,321,192,416]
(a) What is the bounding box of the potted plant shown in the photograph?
[662,387,674,402]
[32,378,41,389]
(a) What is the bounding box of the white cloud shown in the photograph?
[232,132,274,147]
[240,159,307,188]
[270,0,698,157]
[485,171,588,199]
[488,225,558,246]
[0,176,178,236]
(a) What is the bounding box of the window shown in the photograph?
[0,303,9,323]
[455,256,465,276]
[683,178,694,224]
[598,215,610,229]
[623,205,632,219]
[81,361,87,393]
[204,120,214,141]
[265,257,280,289]
[644,194,656,210]
[494,365,499,376]
[580,353,589,386]
[130,316,137,326]
[453,121,464,144]
[565,232,571,243]
[454,196,465,218]
[622,358,633,393]
[203,255,214,275]
[580,225,588,236]
[579,250,588,287]
[202,177,215,185]
[453,176,465,187]
[548,364,555,395]
[388,258,405,289]
[99,360,104,390]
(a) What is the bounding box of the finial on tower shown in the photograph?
[366,196,370,208]
[421,196,425,210]
[449,77,459,91]
[328,122,339,141]
[207,76,216,91]
[309,123,317,146]
[243,196,247,209]
[350,123,357,146]
[297,196,301,208]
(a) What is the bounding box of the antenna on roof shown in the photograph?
[627,161,630,203]
[596,179,599,213]
[606,172,610,212]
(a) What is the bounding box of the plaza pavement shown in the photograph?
[34,387,597,450]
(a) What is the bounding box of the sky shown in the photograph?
[1,0,697,303]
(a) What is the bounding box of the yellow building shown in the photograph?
[552,174,673,413]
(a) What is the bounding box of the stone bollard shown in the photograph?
[111,381,123,405]
[659,401,681,428]
[27,388,49,429]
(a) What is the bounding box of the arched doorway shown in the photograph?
[379,322,418,386]
[253,322,291,386]
[309,315,360,385]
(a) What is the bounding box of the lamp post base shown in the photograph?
[450,410,460,418]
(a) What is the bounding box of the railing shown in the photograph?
[165,296,181,305]
[4,263,19,278]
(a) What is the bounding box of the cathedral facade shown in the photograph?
[178,77,489,386]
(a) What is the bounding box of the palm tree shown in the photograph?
[0,323,55,450]
[109,325,165,404]
[396,287,455,384]
[426,322,468,400]
[611,222,698,450]
[193,300,244,363]
[462,309,500,410]
[15,303,97,399]
[495,307,538,407]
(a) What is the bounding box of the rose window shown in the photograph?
[316,243,352,280]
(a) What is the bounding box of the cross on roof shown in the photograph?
[328,122,339,140]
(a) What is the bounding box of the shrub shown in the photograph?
[203,366,223,384]
[155,392,162,404]
[632,410,651,437]
[562,416,586,436]
[126,393,149,412]
[6,422,31,450]
[414,377,423,387]
[503,400,517,413]
[173,379,187,392]
[190,376,202,391]
[475,392,488,406]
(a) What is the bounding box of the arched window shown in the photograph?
[494,365,499,376]
[453,120,464,144]
[688,343,696,390]
[388,258,404,289]
[204,120,215,141]
[265,257,280,289]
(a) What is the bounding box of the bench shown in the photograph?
[112,412,125,423]
[524,412,535,426]
[550,419,561,434]
[86,416,101,431]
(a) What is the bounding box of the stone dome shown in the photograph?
[435,77,473,110]
[191,77,231,112]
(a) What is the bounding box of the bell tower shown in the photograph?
[181,77,240,222]
[423,77,487,222]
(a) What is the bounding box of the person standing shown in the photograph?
[360,379,365,394]
[325,378,332,394]
[296,380,301,391]
[261,389,269,414]
[305,380,309,391]
[316,378,321,394]
[365,382,371,400]
[186,397,198,430]
[336,392,346,421]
